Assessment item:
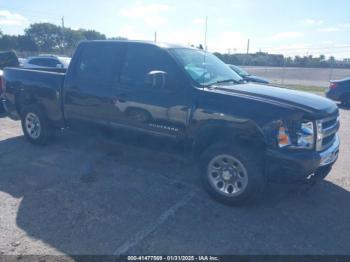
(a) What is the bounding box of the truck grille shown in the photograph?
[316,115,340,151]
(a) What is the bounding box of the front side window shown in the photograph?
[169,48,242,86]
[120,45,173,89]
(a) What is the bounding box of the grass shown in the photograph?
[278,84,327,93]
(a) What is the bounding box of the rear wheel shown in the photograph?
[21,105,53,145]
[199,143,265,205]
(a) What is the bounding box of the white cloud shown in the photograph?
[192,18,205,25]
[273,31,303,39]
[117,25,148,40]
[318,27,340,32]
[0,10,28,26]
[339,23,350,28]
[304,19,323,25]
[209,32,248,52]
[322,40,334,44]
[118,1,170,27]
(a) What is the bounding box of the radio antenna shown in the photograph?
[204,16,208,51]
[202,16,208,88]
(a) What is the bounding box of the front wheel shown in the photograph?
[21,105,52,145]
[199,144,265,205]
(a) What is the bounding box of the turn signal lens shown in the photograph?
[278,126,291,148]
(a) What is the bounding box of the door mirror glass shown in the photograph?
[146,71,168,89]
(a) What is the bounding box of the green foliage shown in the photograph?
[80,29,106,40]
[25,23,63,52]
[214,52,350,69]
[0,22,124,56]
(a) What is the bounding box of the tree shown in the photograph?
[25,23,63,52]
[80,29,106,40]
[63,28,84,49]
[17,35,38,52]
[0,35,18,50]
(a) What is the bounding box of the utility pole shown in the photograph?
[154,32,157,42]
[246,38,250,54]
[204,16,208,51]
[61,17,65,54]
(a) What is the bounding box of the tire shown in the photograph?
[21,105,53,145]
[199,143,265,205]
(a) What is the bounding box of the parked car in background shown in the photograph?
[23,55,71,69]
[2,41,340,205]
[0,51,20,114]
[18,58,26,67]
[326,77,350,106]
[228,64,269,84]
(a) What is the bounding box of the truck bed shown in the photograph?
[3,67,66,127]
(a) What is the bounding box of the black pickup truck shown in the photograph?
[2,41,340,205]
[0,51,20,113]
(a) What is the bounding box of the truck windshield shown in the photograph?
[169,48,242,87]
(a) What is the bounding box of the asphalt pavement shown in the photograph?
[0,106,349,256]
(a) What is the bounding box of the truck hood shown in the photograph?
[212,83,338,116]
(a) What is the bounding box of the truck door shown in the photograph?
[111,43,191,139]
[64,42,126,127]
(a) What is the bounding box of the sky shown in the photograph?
[0,0,349,58]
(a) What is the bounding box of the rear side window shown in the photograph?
[75,43,126,89]
[120,44,174,89]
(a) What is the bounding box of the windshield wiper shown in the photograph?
[205,79,241,88]
[216,79,241,84]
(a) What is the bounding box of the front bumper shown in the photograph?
[266,135,340,181]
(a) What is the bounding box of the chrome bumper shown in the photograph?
[319,135,340,167]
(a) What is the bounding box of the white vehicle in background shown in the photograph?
[23,55,71,69]
[18,58,26,67]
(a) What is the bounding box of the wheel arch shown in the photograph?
[15,91,48,119]
[191,121,267,159]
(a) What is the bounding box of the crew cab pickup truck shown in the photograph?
[2,41,340,205]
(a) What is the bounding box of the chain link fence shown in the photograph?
[241,66,350,88]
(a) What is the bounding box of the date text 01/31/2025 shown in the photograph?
[127,256,219,261]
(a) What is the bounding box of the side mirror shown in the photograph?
[146,71,167,89]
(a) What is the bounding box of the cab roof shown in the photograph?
[81,40,196,50]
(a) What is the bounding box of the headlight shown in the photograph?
[296,121,315,149]
[278,121,315,150]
